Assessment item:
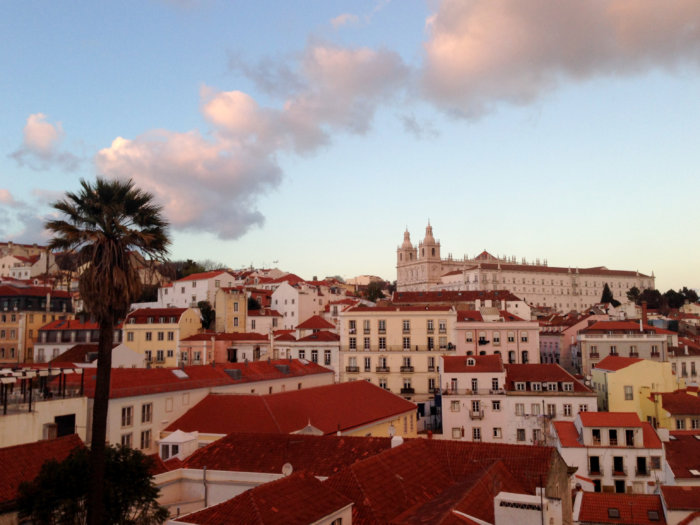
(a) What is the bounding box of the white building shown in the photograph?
[158,270,238,308]
[441,355,596,445]
[551,412,665,494]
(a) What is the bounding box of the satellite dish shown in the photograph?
[282,463,293,476]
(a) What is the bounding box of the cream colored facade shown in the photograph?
[396,224,654,311]
[591,359,681,415]
[456,311,541,364]
[123,308,200,367]
[213,287,247,333]
[338,306,456,402]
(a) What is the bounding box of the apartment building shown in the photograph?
[455,308,541,364]
[34,318,122,363]
[213,286,247,333]
[123,307,200,367]
[158,270,238,308]
[539,312,609,372]
[643,390,700,432]
[442,355,596,445]
[552,412,665,494]
[338,305,457,402]
[576,321,678,375]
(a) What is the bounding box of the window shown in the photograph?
[563,382,573,392]
[364,357,371,371]
[531,382,542,391]
[493,427,502,438]
[156,350,164,362]
[140,430,151,450]
[363,320,370,334]
[650,456,661,470]
[491,378,499,391]
[520,331,528,342]
[451,400,460,412]
[127,332,134,342]
[492,331,500,344]
[465,331,473,343]
[311,350,318,363]
[515,382,525,391]
[579,404,588,412]
[348,320,356,333]
[472,427,481,441]
[515,403,524,416]
[492,400,501,411]
[349,337,356,350]
[547,404,556,417]
[676,418,686,430]
[624,385,633,400]
[507,332,515,343]
[145,332,152,341]
[157,332,164,341]
[452,427,463,439]
[403,337,411,350]
[428,377,436,391]
[378,320,386,333]
[564,404,572,416]
[364,337,370,350]
[378,337,386,350]
[167,350,174,358]
[517,429,526,442]
[324,350,331,365]
[141,403,152,423]
[121,406,133,427]
[471,378,478,392]
[379,378,387,389]
[427,319,434,332]
[402,320,410,333]
[121,433,132,448]
[439,320,446,333]
[532,404,540,415]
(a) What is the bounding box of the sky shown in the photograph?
[1,0,699,292]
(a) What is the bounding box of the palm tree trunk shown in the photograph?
[87,319,114,525]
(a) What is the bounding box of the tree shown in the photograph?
[365,281,386,302]
[600,283,621,308]
[664,289,686,309]
[198,300,215,329]
[637,288,665,310]
[45,178,169,525]
[680,286,699,304]
[18,445,168,524]
[626,286,641,303]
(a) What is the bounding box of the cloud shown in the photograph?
[0,189,21,208]
[331,13,359,28]
[9,113,81,171]
[421,0,700,117]
[0,190,50,243]
[399,114,439,139]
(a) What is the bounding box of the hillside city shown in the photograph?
[0,224,699,524]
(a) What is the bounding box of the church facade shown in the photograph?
[396,224,654,312]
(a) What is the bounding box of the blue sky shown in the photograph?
[1,0,699,292]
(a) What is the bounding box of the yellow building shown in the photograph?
[338,305,457,403]
[643,389,700,431]
[591,355,682,418]
[123,307,200,367]
[214,287,247,333]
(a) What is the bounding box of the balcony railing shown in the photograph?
[345,366,360,373]
[427,366,436,372]
[589,353,600,359]
[611,467,626,476]
[588,467,601,476]
[469,409,484,420]
[629,351,639,357]
[400,366,414,373]
[400,387,415,394]
[635,466,649,477]
[375,366,390,373]
[650,351,660,358]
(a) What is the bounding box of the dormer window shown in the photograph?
[515,382,526,391]
[547,382,558,391]
[147,317,154,324]
[467,358,475,366]
[563,382,573,391]
[531,382,542,391]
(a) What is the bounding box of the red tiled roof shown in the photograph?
[658,391,700,416]
[0,435,84,506]
[48,343,117,365]
[296,331,339,343]
[274,332,297,342]
[462,262,649,278]
[296,315,335,330]
[180,331,269,342]
[443,355,503,373]
[552,421,582,448]
[0,284,70,298]
[661,485,700,511]
[504,364,592,393]
[594,355,643,372]
[582,321,675,335]
[348,305,453,312]
[456,310,483,322]
[126,308,188,324]
[166,381,416,435]
[39,319,100,331]
[183,433,391,476]
[247,309,282,317]
[60,360,331,399]
[665,431,700,480]
[392,290,522,303]
[269,273,305,285]
[176,270,233,282]
[174,471,352,525]
[578,492,666,525]
[579,412,643,428]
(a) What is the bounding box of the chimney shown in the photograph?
[685,345,689,356]
[641,301,648,327]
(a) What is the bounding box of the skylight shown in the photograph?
[607,508,620,518]
[172,369,189,379]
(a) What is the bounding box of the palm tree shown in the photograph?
[45,178,169,525]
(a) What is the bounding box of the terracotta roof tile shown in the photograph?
[579,412,643,428]
[552,421,583,448]
[504,364,592,393]
[594,355,643,371]
[665,431,700,480]
[296,315,335,330]
[174,471,352,525]
[443,354,504,373]
[578,492,666,525]
[183,433,391,476]
[0,435,84,506]
[176,270,233,282]
[126,307,188,324]
[166,381,416,435]
[661,485,700,511]
[296,330,339,342]
[657,391,700,416]
[393,290,522,303]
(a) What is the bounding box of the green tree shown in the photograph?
[198,300,215,329]
[626,286,641,303]
[680,286,699,304]
[365,281,386,302]
[637,288,665,309]
[18,445,168,524]
[600,283,621,307]
[45,178,169,525]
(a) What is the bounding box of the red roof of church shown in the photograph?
[0,434,84,506]
[166,381,415,435]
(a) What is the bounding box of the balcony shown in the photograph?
[345,366,360,373]
[400,387,415,395]
[588,467,602,476]
[427,366,436,372]
[400,366,414,373]
[469,409,484,420]
[650,351,660,358]
[635,467,649,477]
[589,353,600,359]
[611,467,626,477]
[375,366,390,373]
